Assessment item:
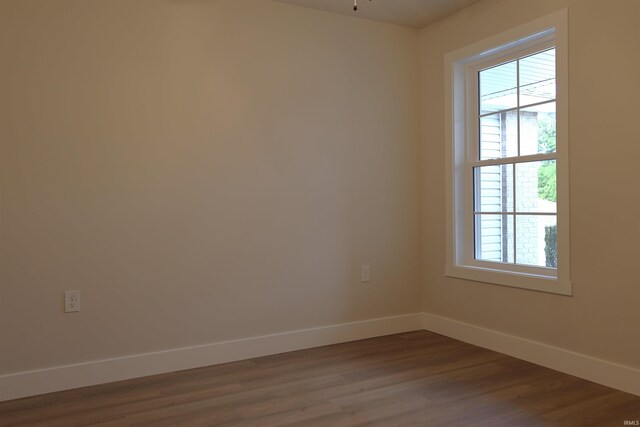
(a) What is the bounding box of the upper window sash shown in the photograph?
[467,39,556,166]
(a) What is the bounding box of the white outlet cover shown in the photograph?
[361,265,370,282]
[64,290,80,313]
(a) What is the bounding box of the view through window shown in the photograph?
[474,48,557,269]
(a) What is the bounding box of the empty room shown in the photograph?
[1,0,639,425]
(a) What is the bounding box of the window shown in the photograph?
[444,10,570,295]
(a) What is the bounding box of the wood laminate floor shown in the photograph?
[1,331,639,426]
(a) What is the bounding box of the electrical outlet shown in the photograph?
[64,290,80,313]
[361,265,370,283]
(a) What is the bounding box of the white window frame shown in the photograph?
[444,9,571,295]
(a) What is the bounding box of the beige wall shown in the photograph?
[420,0,640,368]
[0,0,421,374]
[3,0,637,381]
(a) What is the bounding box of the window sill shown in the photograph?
[445,264,572,296]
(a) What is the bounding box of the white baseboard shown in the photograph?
[4,312,637,402]
[421,312,640,397]
[0,313,422,402]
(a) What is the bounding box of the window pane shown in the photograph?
[480,61,517,114]
[474,164,513,212]
[520,102,556,156]
[516,215,557,267]
[480,112,518,159]
[515,160,556,212]
[519,48,556,106]
[475,214,514,263]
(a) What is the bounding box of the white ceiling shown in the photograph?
[274,0,481,29]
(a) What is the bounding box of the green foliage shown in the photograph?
[544,225,558,268]
[539,114,558,269]
[538,161,556,202]
[537,114,556,153]
[537,113,557,202]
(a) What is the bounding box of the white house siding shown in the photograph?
[477,113,508,262]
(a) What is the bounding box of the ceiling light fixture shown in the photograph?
[353,0,371,12]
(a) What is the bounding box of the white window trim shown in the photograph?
[444,9,571,295]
